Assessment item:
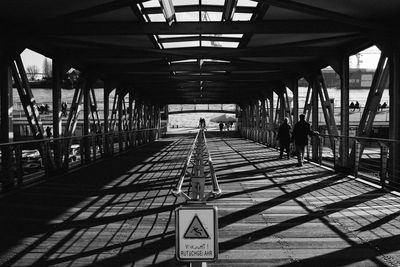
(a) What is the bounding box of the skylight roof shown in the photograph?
[139,0,255,50]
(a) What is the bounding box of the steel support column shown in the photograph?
[311,77,319,161]
[83,80,91,163]
[268,92,274,145]
[255,99,260,141]
[291,77,299,124]
[128,92,134,131]
[117,89,124,152]
[128,92,134,146]
[261,97,266,143]
[12,56,44,138]
[52,59,62,168]
[340,56,350,168]
[242,105,247,129]
[0,62,14,190]
[103,83,112,155]
[350,54,389,170]
[389,49,400,184]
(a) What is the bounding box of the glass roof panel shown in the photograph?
[175,12,199,21]
[139,0,256,55]
[171,59,197,63]
[201,11,222,21]
[163,41,200,49]
[158,34,199,38]
[202,34,243,38]
[202,41,239,48]
[232,13,253,21]
[142,0,160,8]
[148,13,166,22]
[202,0,224,5]
[203,59,230,63]
[237,0,258,7]
[172,0,199,6]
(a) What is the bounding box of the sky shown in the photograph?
[21,45,382,73]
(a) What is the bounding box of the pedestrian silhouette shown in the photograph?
[45,126,52,138]
[61,102,68,117]
[350,101,355,111]
[292,114,318,166]
[276,117,291,159]
[354,101,360,111]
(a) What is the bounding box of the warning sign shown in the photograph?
[184,215,210,239]
[176,205,218,262]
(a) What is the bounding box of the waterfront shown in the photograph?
[14,87,390,129]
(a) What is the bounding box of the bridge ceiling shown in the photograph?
[1,0,399,105]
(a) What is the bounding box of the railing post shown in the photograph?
[92,134,96,161]
[354,140,361,177]
[334,137,340,168]
[80,139,85,165]
[14,145,23,186]
[62,138,70,170]
[380,144,389,187]
[42,141,50,178]
[110,134,115,155]
[125,132,129,150]
[318,136,323,165]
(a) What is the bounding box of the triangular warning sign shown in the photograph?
[184,214,210,239]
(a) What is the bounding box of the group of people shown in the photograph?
[276,114,319,167]
[37,104,50,114]
[36,102,69,116]
[350,101,388,112]
[199,118,206,128]
[378,102,387,111]
[349,101,360,111]
[219,122,233,131]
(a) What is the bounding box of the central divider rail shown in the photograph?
[172,128,222,201]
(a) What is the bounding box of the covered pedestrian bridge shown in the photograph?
[1,0,400,266]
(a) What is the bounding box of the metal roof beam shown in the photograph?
[95,61,301,72]
[18,20,362,36]
[45,0,145,22]
[68,46,340,59]
[255,0,387,31]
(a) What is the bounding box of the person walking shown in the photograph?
[276,117,291,159]
[61,102,68,117]
[292,114,318,166]
[219,122,224,131]
[45,126,52,138]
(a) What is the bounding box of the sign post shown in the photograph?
[176,204,218,264]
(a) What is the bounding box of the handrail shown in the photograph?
[0,127,163,147]
[240,126,400,190]
[172,128,222,201]
[317,133,400,144]
[201,130,222,199]
[172,131,200,200]
[0,127,165,192]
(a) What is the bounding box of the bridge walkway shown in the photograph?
[0,132,400,266]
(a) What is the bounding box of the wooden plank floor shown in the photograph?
[1,132,400,266]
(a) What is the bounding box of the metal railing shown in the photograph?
[316,133,399,188]
[240,127,400,190]
[0,127,166,192]
[172,128,222,201]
